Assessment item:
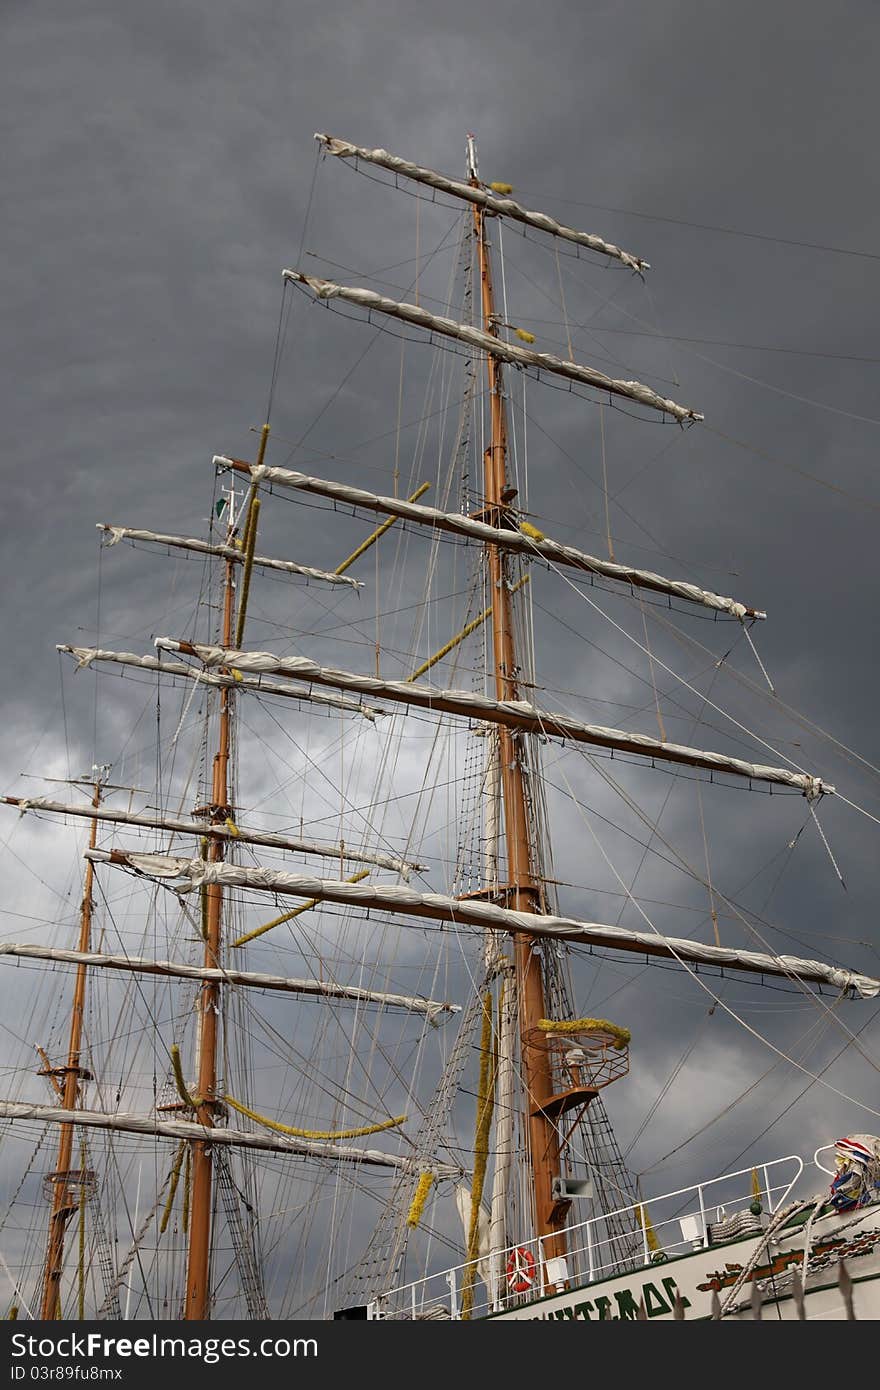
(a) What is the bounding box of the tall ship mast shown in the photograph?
[1,131,878,1323]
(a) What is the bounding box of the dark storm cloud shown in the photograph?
[2,0,879,1308]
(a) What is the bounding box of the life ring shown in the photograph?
[506,1246,537,1293]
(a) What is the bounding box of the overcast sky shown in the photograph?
[2,0,880,1313]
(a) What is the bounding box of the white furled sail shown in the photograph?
[56,645,383,720]
[315,134,649,273]
[98,523,361,588]
[488,965,517,1302]
[283,273,703,423]
[454,1185,492,1291]
[86,852,880,1000]
[0,943,455,1018]
[0,1102,457,1174]
[215,459,758,619]
[4,796,419,877]
[154,640,829,796]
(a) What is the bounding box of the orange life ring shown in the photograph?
[506,1246,537,1293]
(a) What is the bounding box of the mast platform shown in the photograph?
[525,1023,630,1122]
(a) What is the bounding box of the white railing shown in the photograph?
[372,1152,809,1320]
[813,1143,837,1177]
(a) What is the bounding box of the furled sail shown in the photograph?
[86,852,879,1000]
[98,523,361,588]
[315,134,649,272]
[56,645,383,720]
[154,640,830,796]
[0,1102,457,1174]
[283,273,703,423]
[216,459,758,619]
[0,943,455,1018]
[4,796,418,877]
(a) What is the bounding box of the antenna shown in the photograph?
[217,479,240,534]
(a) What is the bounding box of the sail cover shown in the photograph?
[5,795,418,877]
[216,459,759,620]
[315,134,649,272]
[0,943,454,1018]
[98,524,361,587]
[155,639,830,796]
[0,1101,458,1174]
[57,646,383,721]
[87,852,879,1000]
[284,273,702,423]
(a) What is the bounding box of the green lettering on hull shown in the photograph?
[642,1282,671,1318]
[529,1274,691,1320]
[614,1288,640,1320]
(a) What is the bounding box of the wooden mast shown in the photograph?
[467,136,566,1271]
[182,541,233,1319]
[40,779,101,1319]
[183,425,269,1319]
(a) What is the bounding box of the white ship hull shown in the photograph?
[376,1152,880,1322]
[490,1203,880,1321]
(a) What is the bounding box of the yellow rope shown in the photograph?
[538,1017,631,1049]
[231,869,370,947]
[489,182,513,195]
[234,496,261,649]
[159,1142,186,1235]
[231,424,269,645]
[239,498,255,560]
[242,425,270,551]
[518,520,545,542]
[406,1171,435,1228]
[254,422,271,468]
[635,1202,662,1255]
[461,991,495,1319]
[222,1093,406,1141]
[334,481,431,575]
[407,576,529,682]
[170,1044,199,1109]
[182,1145,191,1235]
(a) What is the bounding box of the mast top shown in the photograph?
[466,132,478,183]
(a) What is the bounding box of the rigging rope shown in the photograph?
[222,1093,407,1141]
[552,757,880,1120]
[565,750,880,1067]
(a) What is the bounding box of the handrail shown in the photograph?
[378,1151,805,1317]
[772,1155,805,1210]
[813,1143,837,1177]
